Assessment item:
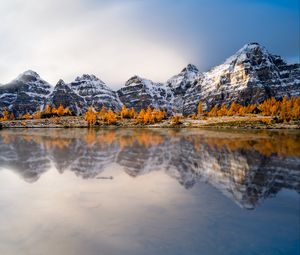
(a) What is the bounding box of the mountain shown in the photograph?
[48,75,122,115]
[0,73,121,116]
[166,64,201,113]
[70,74,122,112]
[0,43,299,116]
[117,75,173,113]
[47,79,86,115]
[183,42,300,114]
[0,70,52,116]
[117,43,299,115]
[116,65,201,114]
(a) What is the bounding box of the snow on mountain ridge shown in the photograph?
[0,43,299,117]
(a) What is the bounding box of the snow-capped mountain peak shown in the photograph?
[0,42,299,117]
[223,42,275,68]
[16,70,41,80]
[181,63,199,74]
[55,79,67,88]
[167,64,200,88]
[75,74,105,84]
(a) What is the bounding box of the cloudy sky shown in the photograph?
[0,0,299,89]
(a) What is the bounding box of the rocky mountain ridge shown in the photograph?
[0,43,299,116]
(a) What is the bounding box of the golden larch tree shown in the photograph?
[99,106,107,120]
[1,110,9,121]
[85,107,97,126]
[197,101,203,116]
[217,104,227,116]
[44,105,51,114]
[57,104,65,116]
[33,111,41,119]
[106,109,117,124]
[208,105,218,117]
[9,112,15,120]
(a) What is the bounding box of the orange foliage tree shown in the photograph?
[105,109,117,125]
[208,105,218,117]
[217,104,227,116]
[85,107,97,126]
[44,105,51,114]
[33,111,41,119]
[137,109,146,123]
[227,102,240,116]
[22,113,31,119]
[98,106,107,120]
[57,104,65,116]
[9,112,15,120]
[153,108,165,122]
[143,106,154,124]
[197,101,203,116]
[258,96,300,122]
[1,110,9,121]
[120,105,131,119]
[51,107,57,115]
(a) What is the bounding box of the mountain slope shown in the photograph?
[70,74,122,112]
[183,42,300,114]
[117,75,173,113]
[48,75,122,115]
[0,43,299,117]
[0,70,52,116]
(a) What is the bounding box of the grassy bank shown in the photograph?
[0,115,299,129]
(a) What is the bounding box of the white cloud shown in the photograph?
[0,0,298,89]
[0,0,188,89]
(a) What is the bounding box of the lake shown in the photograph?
[0,128,299,255]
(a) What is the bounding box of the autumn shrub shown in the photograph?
[0,110,9,121]
[191,114,198,120]
[41,104,73,118]
[21,113,32,120]
[33,111,42,119]
[171,115,182,125]
[261,118,272,125]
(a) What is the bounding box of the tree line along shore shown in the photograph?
[0,96,299,129]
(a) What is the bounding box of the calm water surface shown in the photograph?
[0,128,299,255]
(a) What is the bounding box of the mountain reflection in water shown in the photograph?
[0,128,299,210]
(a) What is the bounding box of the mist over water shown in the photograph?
[0,128,299,255]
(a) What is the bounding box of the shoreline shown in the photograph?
[0,116,299,129]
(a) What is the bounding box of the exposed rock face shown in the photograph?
[1,129,299,209]
[166,64,201,113]
[48,75,122,115]
[0,43,299,116]
[0,70,52,116]
[116,65,201,114]
[70,74,122,112]
[116,43,299,115]
[117,76,173,113]
[183,43,300,114]
[0,73,121,116]
[47,79,86,115]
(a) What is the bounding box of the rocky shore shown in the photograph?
[0,116,299,129]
